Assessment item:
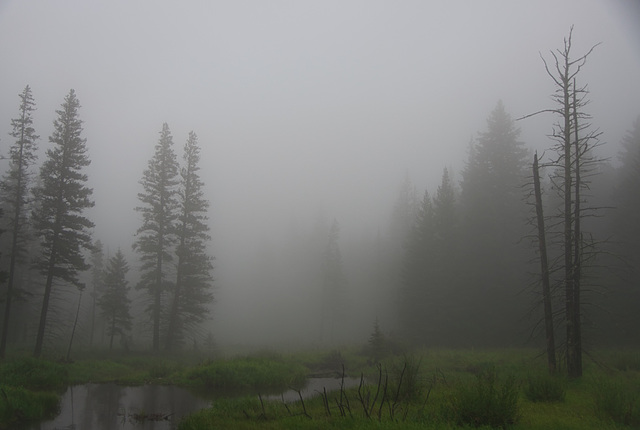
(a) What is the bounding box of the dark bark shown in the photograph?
[571,82,583,377]
[66,292,83,361]
[533,153,556,373]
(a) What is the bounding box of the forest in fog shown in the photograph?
[0,1,639,361]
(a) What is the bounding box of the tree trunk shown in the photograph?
[166,241,184,352]
[109,313,116,350]
[34,262,56,358]
[0,231,19,358]
[533,153,556,373]
[561,65,579,378]
[66,291,83,361]
[571,82,583,377]
[0,140,27,358]
[153,241,162,352]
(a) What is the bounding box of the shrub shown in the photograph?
[388,355,423,402]
[593,378,640,427]
[447,367,519,429]
[524,372,566,403]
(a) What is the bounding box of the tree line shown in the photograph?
[391,29,639,379]
[0,88,214,358]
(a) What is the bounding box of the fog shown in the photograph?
[0,1,639,349]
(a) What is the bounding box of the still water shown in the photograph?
[26,377,361,430]
[27,384,211,430]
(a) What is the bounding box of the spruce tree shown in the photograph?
[400,190,434,343]
[459,101,530,345]
[0,85,39,358]
[133,123,179,351]
[31,89,94,357]
[98,249,132,350]
[166,131,214,350]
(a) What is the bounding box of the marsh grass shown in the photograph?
[0,385,59,425]
[524,372,567,403]
[0,357,68,391]
[184,356,308,391]
[445,366,520,429]
[592,376,640,426]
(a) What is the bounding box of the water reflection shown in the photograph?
[26,378,362,429]
[27,384,211,430]
[267,377,362,403]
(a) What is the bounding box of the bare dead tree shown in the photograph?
[519,27,601,378]
[532,152,556,373]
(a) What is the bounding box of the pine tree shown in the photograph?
[31,89,94,357]
[459,101,530,345]
[166,131,214,350]
[98,250,132,350]
[133,123,179,351]
[400,190,434,341]
[0,85,39,358]
[461,100,528,239]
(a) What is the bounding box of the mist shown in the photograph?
[0,0,639,352]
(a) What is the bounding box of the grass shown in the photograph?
[2,347,640,429]
[182,356,308,391]
[179,347,640,430]
[0,385,59,428]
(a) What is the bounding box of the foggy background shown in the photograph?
[1,0,639,348]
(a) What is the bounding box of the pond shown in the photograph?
[25,384,210,430]
[25,377,362,430]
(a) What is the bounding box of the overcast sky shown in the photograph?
[1,1,639,343]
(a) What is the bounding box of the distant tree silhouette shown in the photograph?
[98,250,132,350]
[459,101,529,345]
[0,85,39,358]
[133,123,179,351]
[31,89,94,358]
[321,219,346,343]
[166,131,214,351]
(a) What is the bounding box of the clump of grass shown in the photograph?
[606,350,640,372]
[446,367,519,429]
[593,377,640,427]
[185,357,307,391]
[388,355,424,402]
[0,357,68,391]
[147,360,181,379]
[524,372,566,403]
[0,385,59,425]
[67,359,137,384]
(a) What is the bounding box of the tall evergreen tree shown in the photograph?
[31,89,94,357]
[98,249,132,350]
[610,117,640,344]
[459,101,530,345]
[0,85,39,358]
[400,190,434,343]
[166,131,214,351]
[133,123,179,351]
[400,169,460,346]
[461,100,528,237]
